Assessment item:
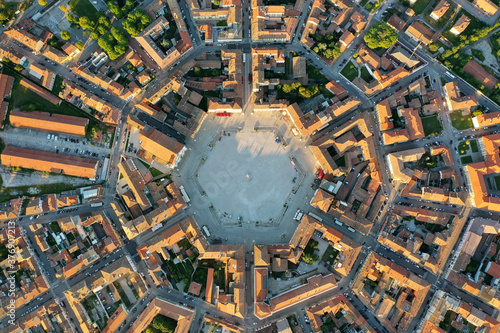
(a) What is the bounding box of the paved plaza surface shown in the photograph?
[198,131,297,222]
[174,113,320,247]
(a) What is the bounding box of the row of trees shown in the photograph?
[280,82,319,99]
[363,22,398,49]
[122,9,151,37]
[98,27,128,60]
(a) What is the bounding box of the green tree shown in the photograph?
[193,67,202,76]
[107,0,123,18]
[98,27,128,60]
[429,43,439,52]
[0,10,9,22]
[98,15,111,28]
[317,43,327,51]
[59,5,68,11]
[14,64,24,72]
[38,0,47,6]
[364,22,398,49]
[75,41,85,50]
[79,16,95,30]
[331,43,341,59]
[282,83,292,93]
[301,252,319,265]
[313,46,319,53]
[66,13,78,24]
[152,315,177,333]
[298,86,318,99]
[61,31,71,40]
[122,9,152,37]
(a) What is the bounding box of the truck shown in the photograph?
[179,185,191,203]
[347,227,356,233]
[446,71,456,79]
[91,202,103,207]
[335,220,343,226]
[202,225,211,237]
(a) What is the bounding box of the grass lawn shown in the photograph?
[458,141,470,155]
[360,66,373,82]
[470,140,479,153]
[319,86,334,99]
[471,49,485,62]
[421,114,442,136]
[137,160,164,178]
[69,0,101,22]
[52,75,65,95]
[360,0,369,6]
[3,66,90,120]
[150,167,164,177]
[460,156,473,164]
[0,183,76,203]
[413,0,433,15]
[450,110,473,130]
[341,61,358,82]
[495,176,500,190]
[321,245,339,265]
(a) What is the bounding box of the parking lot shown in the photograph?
[0,128,112,184]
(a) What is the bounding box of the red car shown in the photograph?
[248,74,252,82]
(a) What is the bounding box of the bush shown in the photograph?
[39,0,47,5]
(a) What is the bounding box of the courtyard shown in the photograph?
[198,131,298,223]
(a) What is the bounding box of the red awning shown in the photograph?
[216,113,231,117]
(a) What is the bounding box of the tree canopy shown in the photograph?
[107,0,134,19]
[75,41,85,50]
[122,9,152,37]
[38,0,47,6]
[363,22,398,49]
[98,27,128,60]
[61,31,71,40]
[151,315,177,333]
[298,86,318,99]
[0,1,15,24]
[79,16,95,30]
